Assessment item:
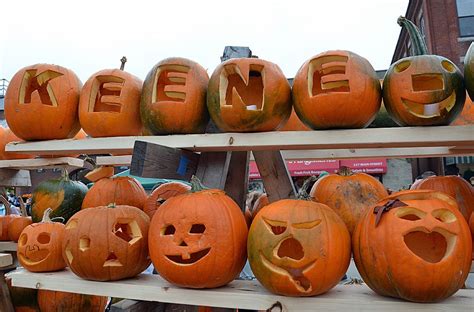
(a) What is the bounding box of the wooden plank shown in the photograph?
[130,142,200,180]
[223,152,249,210]
[195,152,231,189]
[0,157,84,170]
[0,253,13,268]
[0,169,31,187]
[0,242,17,252]
[0,272,14,312]
[96,155,132,166]
[5,126,474,155]
[253,151,296,202]
[7,269,474,311]
[110,299,165,312]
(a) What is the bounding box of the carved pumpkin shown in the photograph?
[141,57,209,134]
[5,64,82,140]
[0,126,34,160]
[383,17,465,126]
[143,181,190,219]
[309,166,388,235]
[279,109,311,131]
[63,204,150,281]
[353,190,472,302]
[207,58,292,132]
[8,197,32,242]
[79,57,143,137]
[0,196,18,241]
[18,209,66,272]
[465,42,474,101]
[149,176,248,288]
[38,289,108,312]
[81,176,147,210]
[293,50,381,129]
[248,177,351,296]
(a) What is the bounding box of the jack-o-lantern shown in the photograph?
[293,50,381,129]
[383,17,465,126]
[79,57,143,137]
[248,177,351,296]
[63,204,150,281]
[18,208,66,272]
[353,190,472,302]
[207,58,292,132]
[0,126,34,160]
[8,197,32,242]
[38,289,108,312]
[465,42,474,101]
[149,176,248,288]
[5,64,82,140]
[143,181,191,219]
[141,57,209,134]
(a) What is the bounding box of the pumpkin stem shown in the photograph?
[17,197,28,217]
[297,176,318,200]
[0,195,11,215]
[120,56,127,70]
[397,16,428,56]
[41,208,54,223]
[190,175,209,193]
[338,166,353,176]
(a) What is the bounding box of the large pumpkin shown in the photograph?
[383,17,465,126]
[293,50,381,129]
[353,190,472,302]
[207,58,292,132]
[8,197,32,242]
[143,181,190,219]
[38,289,108,312]
[141,57,209,134]
[149,176,248,288]
[31,172,88,223]
[5,64,82,140]
[79,58,143,137]
[309,166,388,235]
[63,204,150,281]
[0,195,18,241]
[465,42,474,101]
[0,126,34,160]
[248,177,351,296]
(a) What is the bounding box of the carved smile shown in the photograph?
[19,245,50,264]
[165,248,211,265]
[401,91,456,118]
[403,227,456,263]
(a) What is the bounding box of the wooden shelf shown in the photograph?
[0,242,17,252]
[5,126,474,157]
[0,253,13,268]
[95,155,132,166]
[7,269,474,311]
[0,157,84,170]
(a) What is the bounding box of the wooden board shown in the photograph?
[0,157,84,170]
[195,152,231,189]
[7,269,474,311]
[0,242,17,252]
[0,253,13,268]
[0,169,31,187]
[96,155,132,167]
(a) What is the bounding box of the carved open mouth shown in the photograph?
[19,245,50,265]
[401,91,456,118]
[165,248,211,265]
[403,228,456,263]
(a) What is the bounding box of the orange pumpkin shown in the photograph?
[310,166,388,234]
[8,197,32,242]
[149,176,248,288]
[5,64,82,140]
[17,208,66,272]
[252,193,269,218]
[84,166,115,182]
[141,57,209,134]
[452,95,474,125]
[143,181,190,219]
[38,289,108,312]
[207,57,292,132]
[79,57,143,137]
[81,176,147,210]
[353,190,472,302]
[293,50,381,129]
[0,195,19,241]
[0,126,34,160]
[279,109,311,131]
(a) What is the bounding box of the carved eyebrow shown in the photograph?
[263,218,287,228]
[292,220,322,229]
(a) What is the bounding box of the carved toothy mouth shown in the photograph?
[401,91,456,118]
[165,247,211,265]
[403,227,456,263]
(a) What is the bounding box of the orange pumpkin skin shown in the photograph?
[0,215,18,241]
[8,217,32,242]
[452,95,474,125]
[141,57,209,134]
[310,168,388,235]
[5,64,82,140]
[0,126,34,160]
[79,68,143,137]
[81,176,147,210]
[353,190,472,302]
[410,175,474,222]
[207,58,292,132]
[84,166,115,182]
[279,109,311,131]
[63,205,150,281]
[252,193,269,219]
[293,50,381,129]
[38,289,108,312]
[248,199,351,296]
[143,182,190,219]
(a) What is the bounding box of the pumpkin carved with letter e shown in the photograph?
[353,190,472,302]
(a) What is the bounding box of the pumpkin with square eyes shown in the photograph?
[383,17,465,126]
[353,190,472,302]
[149,176,248,288]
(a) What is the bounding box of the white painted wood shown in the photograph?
[0,169,31,187]
[0,157,84,170]
[471,261,474,273]
[96,155,132,166]
[0,253,13,268]
[7,269,474,311]
[0,242,17,252]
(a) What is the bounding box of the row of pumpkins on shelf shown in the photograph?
[1,165,473,303]
[2,17,474,145]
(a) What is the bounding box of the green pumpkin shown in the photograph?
[465,42,474,101]
[31,173,88,223]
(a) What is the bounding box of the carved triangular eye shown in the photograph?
[292,220,322,229]
[263,218,287,235]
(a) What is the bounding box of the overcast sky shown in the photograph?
[0,0,408,82]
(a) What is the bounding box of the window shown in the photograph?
[456,0,474,37]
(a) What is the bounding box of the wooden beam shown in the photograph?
[223,152,249,210]
[195,152,231,189]
[96,155,132,167]
[0,253,13,268]
[0,157,84,170]
[0,272,14,312]
[0,169,31,187]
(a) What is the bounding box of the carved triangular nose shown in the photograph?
[277,238,304,260]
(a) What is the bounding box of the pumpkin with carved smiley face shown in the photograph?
[383,17,465,126]
[149,176,248,288]
[353,190,472,302]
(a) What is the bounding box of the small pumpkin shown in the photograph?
[309,166,388,235]
[8,197,32,242]
[5,63,82,140]
[383,17,465,126]
[6,276,40,312]
[63,204,150,281]
[353,190,472,302]
[143,181,190,219]
[252,193,269,218]
[207,57,292,132]
[0,126,34,160]
[149,176,248,288]
[248,177,351,296]
[293,50,381,129]
[0,195,18,241]
[38,289,108,312]
[279,109,311,131]
[465,42,474,101]
[17,208,66,272]
[141,57,209,134]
